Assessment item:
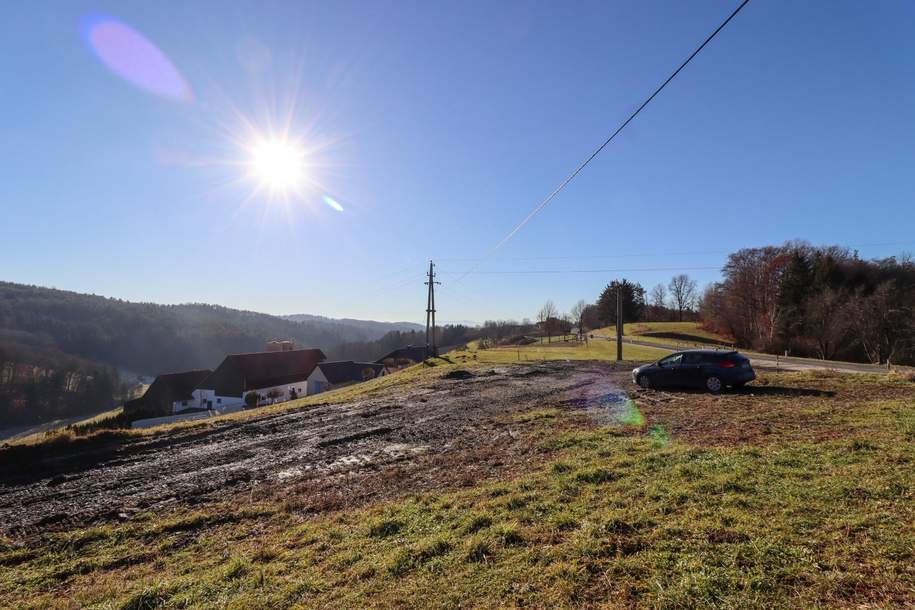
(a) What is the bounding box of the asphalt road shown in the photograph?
[597,335,888,374]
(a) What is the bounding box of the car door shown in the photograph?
[654,353,683,387]
[679,352,705,387]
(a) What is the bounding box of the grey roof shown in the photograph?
[317,360,385,384]
[375,345,427,364]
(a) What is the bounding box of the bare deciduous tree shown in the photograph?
[570,300,587,340]
[581,304,601,333]
[846,281,913,364]
[650,284,667,309]
[804,288,848,360]
[668,274,698,322]
[538,300,558,343]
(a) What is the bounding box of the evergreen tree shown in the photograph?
[596,280,645,326]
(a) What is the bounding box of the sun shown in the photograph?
[248,137,306,194]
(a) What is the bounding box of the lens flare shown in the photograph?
[81,14,192,102]
[322,195,344,212]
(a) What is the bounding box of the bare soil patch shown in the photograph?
[0,361,628,537]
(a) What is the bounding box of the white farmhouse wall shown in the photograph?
[244,380,308,406]
[306,368,329,395]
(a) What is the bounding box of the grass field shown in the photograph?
[455,337,669,365]
[3,369,914,608]
[596,321,734,349]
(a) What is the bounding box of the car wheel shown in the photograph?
[637,374,652,389]
[705,375,723,394]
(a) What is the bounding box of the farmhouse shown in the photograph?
[306,360,386,395]
[192,348,326,412]
[123,369,213,418]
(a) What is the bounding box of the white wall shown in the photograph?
[244,380,308,406]
[185,379,310,414]
[307,368,329,395]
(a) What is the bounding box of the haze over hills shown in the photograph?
[0,281,427,378]
[0,281,477,427]
[282,314,423,337]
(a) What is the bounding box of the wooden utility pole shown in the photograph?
[425,261,440,358]
[616,286,623,361]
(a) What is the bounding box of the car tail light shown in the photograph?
[720,360,737,368]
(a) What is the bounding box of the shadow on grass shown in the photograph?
[645,385,835,398]
[732,385,835,397]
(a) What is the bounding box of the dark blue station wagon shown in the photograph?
[632,349,755,393]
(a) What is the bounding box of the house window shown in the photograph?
[217,398,222,404]
[181,401,187,406]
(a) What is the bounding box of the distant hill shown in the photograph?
[0,282,414,377]
[282,314,422,338]
[0,281,478,427]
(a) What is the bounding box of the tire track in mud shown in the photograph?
[0,361,631,536]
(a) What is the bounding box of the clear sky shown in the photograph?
[3,1,914,324]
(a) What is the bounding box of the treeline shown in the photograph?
[328,325,478,361]
[0,343,123,426]
[701,243,915,364]
[0,281,414,376]
[479,274,701,345]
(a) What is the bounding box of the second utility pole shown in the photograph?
[425,260,440,359]
[616,285,623,361]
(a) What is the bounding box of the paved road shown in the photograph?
[596,335,888,374]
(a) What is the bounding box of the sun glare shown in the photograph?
[249,138,306,193]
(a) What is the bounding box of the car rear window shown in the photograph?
[703,352,743,363]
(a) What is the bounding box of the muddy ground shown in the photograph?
[0,361,633,537]
[3,362,910,539]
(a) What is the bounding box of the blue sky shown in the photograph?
[2,1,914,324]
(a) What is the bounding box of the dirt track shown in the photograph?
[0,361,632,536]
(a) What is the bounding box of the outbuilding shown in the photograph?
[123,369,213,418]
[307,360,385,395]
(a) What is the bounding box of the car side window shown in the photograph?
[660,354,683,366]
[682,353,702,364]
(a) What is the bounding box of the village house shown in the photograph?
[192,348,326,412]
[123,369,213,418]
[306,360,385,395]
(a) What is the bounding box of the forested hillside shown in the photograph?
[0,282,418,376]
[283,314,422,336]
[700,244,915,364]
[0,282,449,426]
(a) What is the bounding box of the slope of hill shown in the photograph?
[0,282,414,377]
[282,313,422,339]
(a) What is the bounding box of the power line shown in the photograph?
[439,240,915,264]
[440,266,721,275]
[459,0,752,280]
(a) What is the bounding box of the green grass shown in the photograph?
[454,337,669,364]
[4,372,914,608]
[595,321,733,349]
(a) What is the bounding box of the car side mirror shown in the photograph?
[656,361,664,367]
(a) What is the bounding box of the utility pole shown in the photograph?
[616,285,623,361]
[425,260,440,359]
